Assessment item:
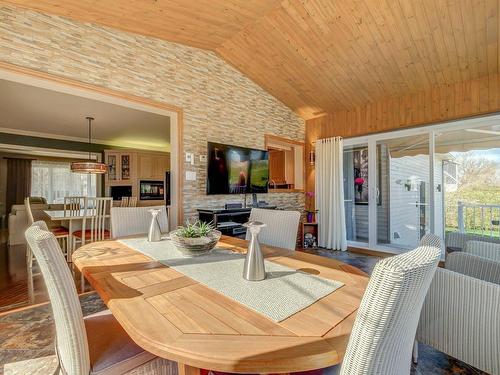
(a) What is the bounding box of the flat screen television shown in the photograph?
[206,142,269,195]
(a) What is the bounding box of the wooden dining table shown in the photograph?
[73,235,369,374]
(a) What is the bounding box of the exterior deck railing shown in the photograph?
[457,201,500,238]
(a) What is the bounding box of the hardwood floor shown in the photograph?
[0,240,91,312]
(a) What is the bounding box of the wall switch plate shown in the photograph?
[185,152,195,165]
[185,171,197,181]
[199,155,207,162]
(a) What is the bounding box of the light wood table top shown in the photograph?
[73,236,369,374]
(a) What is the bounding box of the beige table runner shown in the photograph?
[119,237,344,322]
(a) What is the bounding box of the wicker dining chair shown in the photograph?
[19,222,178,375]
[210,242,441,375]
[244,208,301,251]
[419,233,443,252]
[332,244,441,375]
[110,206,168,239]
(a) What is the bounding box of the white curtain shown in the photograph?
[315,137,347,250]
[31,160,97,204]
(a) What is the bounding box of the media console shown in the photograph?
[197,205,277,239]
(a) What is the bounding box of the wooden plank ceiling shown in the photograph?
[4,0,499,120]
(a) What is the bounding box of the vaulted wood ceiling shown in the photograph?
[4,0,499,119]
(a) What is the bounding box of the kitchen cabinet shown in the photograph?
[105,151,136,183]
[138,153,169,180]
[104,149,170,207]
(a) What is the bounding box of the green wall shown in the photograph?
[0,132,110,153]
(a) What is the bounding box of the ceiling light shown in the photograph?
[71,117,107,174]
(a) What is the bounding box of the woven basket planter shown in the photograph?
[169,229,221,256]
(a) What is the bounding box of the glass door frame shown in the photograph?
[343,142,370,247]
[343,113,500,254]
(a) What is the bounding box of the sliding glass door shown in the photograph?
[343,144,369,246]
[435,125,500,242]
[376,134,431,251]
[342,114,500,254]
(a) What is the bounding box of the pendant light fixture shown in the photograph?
[71,117,107,174]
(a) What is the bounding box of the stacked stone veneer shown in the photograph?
[0,5,305,220]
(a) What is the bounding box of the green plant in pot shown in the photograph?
[170,220,221,256]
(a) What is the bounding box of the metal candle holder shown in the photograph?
[242,221,266,281]
[148,209,162,242]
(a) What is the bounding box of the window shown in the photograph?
[343,115,500,254]
[31,160,97,203]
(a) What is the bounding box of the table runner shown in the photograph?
[119,237,344,322]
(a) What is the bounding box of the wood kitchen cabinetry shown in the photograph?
[106,151,136,184]
[138,152,169,180]
[104,149,170,205]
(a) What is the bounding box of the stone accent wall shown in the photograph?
[0,5,305,220]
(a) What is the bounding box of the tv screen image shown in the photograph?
[207,142,269,195]
[228,149,249,194]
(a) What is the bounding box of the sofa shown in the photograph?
[8,203,65,245]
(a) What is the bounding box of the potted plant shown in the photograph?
[170,220,221,256]
[305,191,318,223]
[354,177,365,194]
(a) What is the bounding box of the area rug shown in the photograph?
[0,292,105,375]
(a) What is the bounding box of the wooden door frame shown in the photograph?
[0,61,184,226]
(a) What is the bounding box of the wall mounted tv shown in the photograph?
[206,142,269,195]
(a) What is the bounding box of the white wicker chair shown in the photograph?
[244,208,300,251]
[111,206,168,239]
[20,222,178,375]
[464,240,500,262]
[331,244,441,375]
[445,231,500,252]
[416,252,500,375]
[419,233,443,250]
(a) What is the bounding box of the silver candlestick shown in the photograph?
[147,209,162,242]
[242,221,266,281]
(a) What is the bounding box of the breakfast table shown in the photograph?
[44,209,99,257]
[73,235,369,374]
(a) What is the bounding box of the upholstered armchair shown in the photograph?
[416,252,500,375]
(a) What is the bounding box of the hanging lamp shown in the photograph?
[71,117,107,174]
